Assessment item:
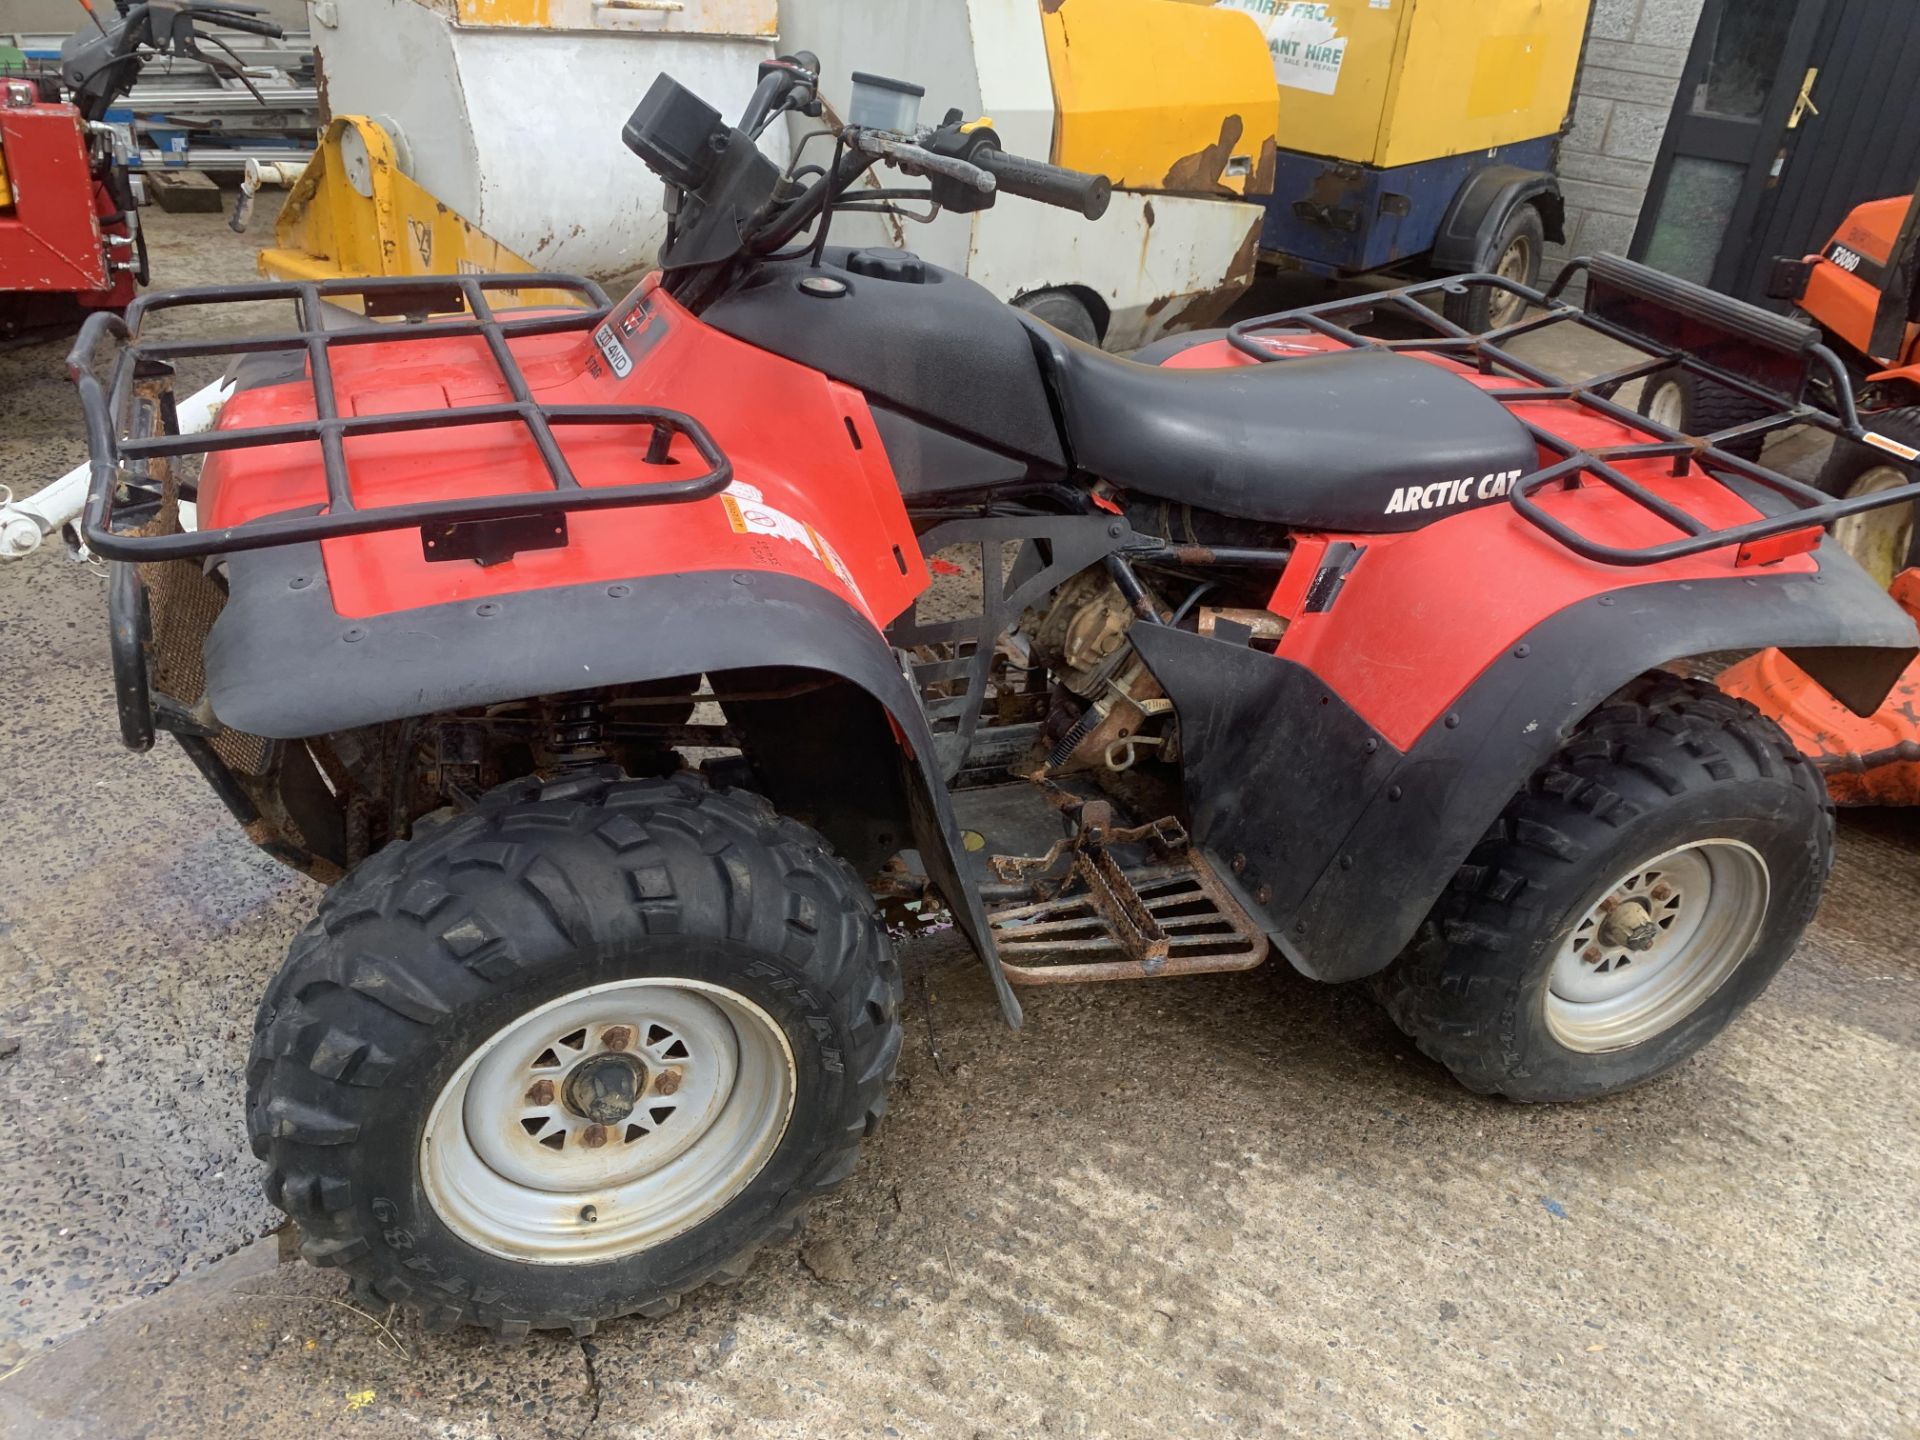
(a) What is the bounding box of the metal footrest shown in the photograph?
[987,803,1268,984]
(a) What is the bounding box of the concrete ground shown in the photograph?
[1,210,1917,1439]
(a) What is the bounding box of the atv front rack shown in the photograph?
[67,273,732,563]
[1228,252,1920,567]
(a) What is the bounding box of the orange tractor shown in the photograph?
[1669,185,1920,804]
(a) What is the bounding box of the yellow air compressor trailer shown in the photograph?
[1225,0,1590,329]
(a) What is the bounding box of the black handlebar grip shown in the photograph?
[975,147,1111,220]
[198,10,285,36]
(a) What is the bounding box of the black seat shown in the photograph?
[1021,319,1542,532]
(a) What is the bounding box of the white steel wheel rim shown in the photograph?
[1487,234,1534,327]
[1545,840,1769,1054]
[1646,377,1687,432]
[1831,464,1914,590]
[421,978,795,1264]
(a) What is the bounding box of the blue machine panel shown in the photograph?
[1259,137,1556,276]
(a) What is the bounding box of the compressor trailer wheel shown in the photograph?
[247,772,901,1336]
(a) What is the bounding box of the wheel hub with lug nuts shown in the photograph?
[421,978,796,1263]
[562,1051,648,1128]
[1545,840,1769,1054]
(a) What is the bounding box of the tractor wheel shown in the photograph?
[246,769,901,1336]
[1373,674,1829,1103]
[1442,204,1544,333]
[1636,370,1770,461]
[1817,405,1920,590]
[1016,288,1101,345]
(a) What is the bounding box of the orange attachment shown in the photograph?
[1716,568,1920,805]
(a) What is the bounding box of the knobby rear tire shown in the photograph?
[1373,674,1830,1102]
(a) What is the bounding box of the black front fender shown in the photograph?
[205,552,1024,1025]
[1135,542,1917,984]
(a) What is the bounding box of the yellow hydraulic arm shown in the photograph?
[257,116,584,308]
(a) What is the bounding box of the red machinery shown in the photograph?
[1,3,282,340]
[1692,183,1920,805]
[1718,569,1920,806]
[0,74,140,338]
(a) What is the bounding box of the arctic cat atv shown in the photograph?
[70,54,1920,1336]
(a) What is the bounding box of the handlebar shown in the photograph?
[188,5,286,39]
[63,1,285,121]
[628,64,1117,299]
[972,145,1110,220]
[740,51,820,138]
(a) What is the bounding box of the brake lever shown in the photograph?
[847,132,995,195]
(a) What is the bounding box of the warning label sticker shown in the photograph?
[1217,1,1348,95]
[718,481,866,605]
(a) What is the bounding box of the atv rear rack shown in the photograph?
[67,273,733,564]
[1228,252,1920,568]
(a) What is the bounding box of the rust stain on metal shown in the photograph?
[653,1068,682,1096]
[1251,137,1278,197]
[1160,543,1216,564]
[582,1124,609,1149]
[525,1078,555,1106]
[1149,225,1260,337]
[313,48,331,127]
[601,1024,633,1052]
[1162,114,1245,195]
[1198,606,1286,641]
[1306,162,1366,211]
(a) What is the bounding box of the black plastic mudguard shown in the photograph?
[204,551,1024,1025]
[1134,541,1918,984]
[1429,165,1565,274]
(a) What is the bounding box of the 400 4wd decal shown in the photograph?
[1382,468,1524,516]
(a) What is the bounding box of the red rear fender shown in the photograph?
[199,283,928,627]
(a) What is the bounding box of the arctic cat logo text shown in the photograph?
[1383,468,1523,516]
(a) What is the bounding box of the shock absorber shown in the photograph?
[1046,707,1101,770]
[546,697,607,769]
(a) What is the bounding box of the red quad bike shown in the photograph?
[69,56,1920,1336]
[0,1,282,340]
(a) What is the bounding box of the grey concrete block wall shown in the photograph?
[1548,0,1705,285]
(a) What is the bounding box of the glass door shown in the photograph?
[1631,0,1828,290]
